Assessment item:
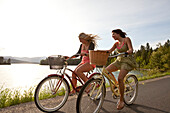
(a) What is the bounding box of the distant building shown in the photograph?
[0,57,4,64]
[0,56,11,64]
[7,58,11,64]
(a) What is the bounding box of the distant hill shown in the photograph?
[10,59,38,64]
[4,56,46,64]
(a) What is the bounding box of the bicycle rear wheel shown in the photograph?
[34,75,69,112]
[76,78,105,113]
[124,74,138,105]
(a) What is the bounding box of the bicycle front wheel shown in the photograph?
[76,78,105,113]
[124,74,138,105]
[34,75,69,112]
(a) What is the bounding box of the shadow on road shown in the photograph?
[100,99,117,113]
[128,104,169,113]
[100,99,169,113]
[53,111,65,113]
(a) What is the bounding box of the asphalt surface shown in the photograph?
[0,75,170,113]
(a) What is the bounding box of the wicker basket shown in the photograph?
[89,50,109,66]
[48,55,65,69]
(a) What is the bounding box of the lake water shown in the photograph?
[0,64,59,89]
[0,64,143,90]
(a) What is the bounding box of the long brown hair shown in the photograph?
[112,29,127,38]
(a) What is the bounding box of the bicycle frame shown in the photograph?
[48,56,100,94]
[90,66,137,100]
[89,66,119,99]
[61,67,100,92]
[89,52,134,98]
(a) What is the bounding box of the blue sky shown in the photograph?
[0,0,169,57]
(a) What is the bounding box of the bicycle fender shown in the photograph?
[125,74,137,80]
[93,75,103,79]
[48,74,64,78]
[124,74,138,84]
[88,72,101,79]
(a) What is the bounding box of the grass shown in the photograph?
[0,85,67,108]
[0,70,170,109]
[0,87,34,108]
[137,70,170,81]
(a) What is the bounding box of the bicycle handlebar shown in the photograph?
[65,54,80,61]
[108,52,128,58]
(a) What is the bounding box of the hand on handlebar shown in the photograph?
[64,54,80,60]
[106,51,110,53]
[74,54,80,57]
[80,52,88,56]
[124,52,128,57]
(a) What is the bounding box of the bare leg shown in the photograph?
[106,63,118,73]
[74,63,94,93]
[72,72,77,92]
[71,63,83,94]
[75,63,93,83]
[117,69,129,110]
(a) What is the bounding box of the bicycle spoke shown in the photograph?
[82,97,98,113]
[54,78,63,93]
[48,78,54,92]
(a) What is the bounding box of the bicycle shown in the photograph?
[76,50,138,113]
[34,54,101,112]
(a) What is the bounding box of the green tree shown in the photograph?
[136,56,142,68]
[149,40,170,71]
[145,43,152,65]
[149,51,161,69]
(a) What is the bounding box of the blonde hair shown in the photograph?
[79,32,99,47]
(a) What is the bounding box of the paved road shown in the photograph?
[0,75,170,113]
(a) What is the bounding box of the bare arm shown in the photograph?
[126,37,133,54]
[108,42,117,53]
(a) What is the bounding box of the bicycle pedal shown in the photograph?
[112,94,117,99]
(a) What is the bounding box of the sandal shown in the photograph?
[117,100,125,110]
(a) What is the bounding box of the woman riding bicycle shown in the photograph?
[105,29,137,110]
[69,32,99,95]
